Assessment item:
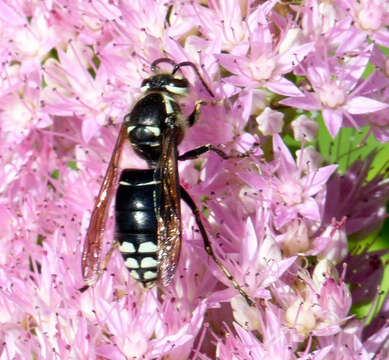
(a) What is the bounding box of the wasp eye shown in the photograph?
[140,79,151,93]
[164,78,189,95]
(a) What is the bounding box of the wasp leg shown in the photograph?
[79,242,118,293]
[187,100,206,127]
[178,143,257,161]
[180,186,255,307]
[173,63,214,98]
[164,4,173,27]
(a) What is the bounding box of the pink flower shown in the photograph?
[216,9,314,97]
[0,1,387,359]
[0,72,52,145]
[340,0,389,47]
[284,261,351,338]
[296,146,323,172]
[0,6,58,74]
[292,114,318,142]
[281,46,388,137]
[256,107,284,135]
[315,217,348,263]
[354,46,389,143]
[342,250,388,305]
[323,153,389,237]
[41,44,124,143]
[211,307,296,360]
[271,135,337,227]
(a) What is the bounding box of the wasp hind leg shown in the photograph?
[180,186,255,307]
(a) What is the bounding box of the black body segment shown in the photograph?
[126,92,181,165]
[115,169,159,286]
[126,93,165,164]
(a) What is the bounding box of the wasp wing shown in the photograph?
[155,126,182,287]
[81,122,128,287]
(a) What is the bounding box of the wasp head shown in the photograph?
[141,74,189,96]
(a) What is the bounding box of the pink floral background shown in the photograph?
[0,0,388,359]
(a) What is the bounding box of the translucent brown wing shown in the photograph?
[155,126,182,287]
[81,122,128,287]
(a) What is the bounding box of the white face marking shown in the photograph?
[165,85,188,95]
[125,258,139,269]
[143,271,157,280]
[141,85,149,93]
[146,126,161,137]
[138,241,158,253]
[141,257,158,268]
[127,125,135,133]
[119,242,136,253]
[130,270,140,280]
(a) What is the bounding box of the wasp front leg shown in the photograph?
[178,143,258,161]
[186,100,206,127]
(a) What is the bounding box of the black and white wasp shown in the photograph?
[81,58,254,305]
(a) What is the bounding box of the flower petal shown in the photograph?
[345,96,389,114]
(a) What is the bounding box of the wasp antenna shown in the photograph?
[173,61,214,98]
[164,5,173,28]
[151,58,176,73]
[78,285,90,293]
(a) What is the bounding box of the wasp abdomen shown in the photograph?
[115,169,159,286]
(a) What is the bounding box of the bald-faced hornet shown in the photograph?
[81,58,254,306]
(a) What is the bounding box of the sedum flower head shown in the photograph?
[0,1,388,359]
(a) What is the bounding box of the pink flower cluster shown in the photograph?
[0,0,388,359]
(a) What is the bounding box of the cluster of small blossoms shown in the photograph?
[0,0,388,359]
